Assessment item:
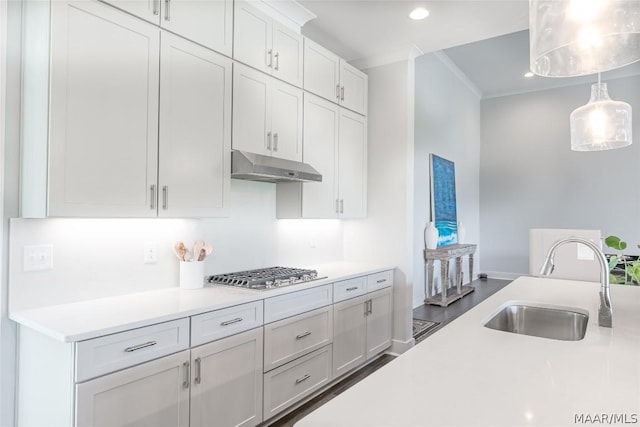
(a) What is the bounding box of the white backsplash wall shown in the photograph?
[9,180,344,311]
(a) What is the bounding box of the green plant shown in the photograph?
[604,235,640,285]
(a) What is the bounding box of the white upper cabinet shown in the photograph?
[22,0,231,218]
[233,63,302,162]
[101,0,233,55]
[46,0,160,217]
[158,32,231,218]
[276,94,365,219]
[234,0,303,87]
[337,108,367,218]
[300,94,339,218]
[303,38,368,115]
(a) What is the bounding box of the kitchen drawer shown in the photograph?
[367,270,393,293]
[333,276,366,302]
[263,344,332,420]
[264,306,333,372]
[191,300,264,346]
[75,318,189,382]
[264,284,332,323]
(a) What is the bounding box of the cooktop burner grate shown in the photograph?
[206,266,324,290]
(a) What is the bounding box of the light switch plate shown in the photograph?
[24,244,53,272]
[144,243,158,264]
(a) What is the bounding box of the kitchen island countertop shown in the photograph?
[297,276,640,427]
[10,261,392,342]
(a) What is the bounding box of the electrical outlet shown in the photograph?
[24,245,53,272]
[144,243,158,264]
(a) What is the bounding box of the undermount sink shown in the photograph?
[484,303,589,341]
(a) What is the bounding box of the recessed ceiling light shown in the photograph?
[524,71,535,78]
[409,7,430,20]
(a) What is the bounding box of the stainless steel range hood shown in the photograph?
[231,151,322,183]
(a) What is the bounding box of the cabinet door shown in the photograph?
[340,60,368,115]
[161,0,233,56]
[337,109,367,218]
[271,21,303,87]
[190,328,263,427]
[158,32,231,218]
[332,296,366,378]
[301,94,338,218]
[48,0,160,217]
[303,38,340,103]
[75,350,190,427]
[234,0,272,73]
[270,79,303,162]
[366,288,393,359]
[100,0,161,25]
[232,63,272,156]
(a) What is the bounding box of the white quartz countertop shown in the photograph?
[10,262,392,342]
[297,276,640,427]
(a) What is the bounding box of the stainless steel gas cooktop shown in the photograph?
[206,266,325,290]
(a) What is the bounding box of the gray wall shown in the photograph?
[480,75,640,275]
[413,53,482,307]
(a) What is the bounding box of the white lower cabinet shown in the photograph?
[263,345,332,421]
[190,328,263,427]
[332,286,393,379]
[75,350,191,427]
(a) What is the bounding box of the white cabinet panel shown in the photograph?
[303,38,340,103]
[158,32,231,217]
[191,301,264,347]
[263,345,332,420]
[338,109,367,218]
[272,21,303,87]
[366,288,393,359]
[300,94,339,218]
[161,0,233,56]
[48,0,160,217]
[76,318,189,382]
[332,296,367,378]
[232,63,302,161]
[233,0,272,74]
[264,284,332,323]
[333,276,367,303]
[340,60,368,115]
[234,1,302,87]
[190,328,263,427]
[232,63,271,155]
[264,306,332,372]
[104,0,233,55]
[270,79,303,161]
[366,270,393,293]
[75,350,190,427]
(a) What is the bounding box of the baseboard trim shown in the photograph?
[482,271,524,281]
[387,338,414,356]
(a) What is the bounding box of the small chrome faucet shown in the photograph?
[539,237,612,328]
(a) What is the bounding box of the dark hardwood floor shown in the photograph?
[268,277,513,426]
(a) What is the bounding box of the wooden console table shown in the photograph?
[424,244,477,306]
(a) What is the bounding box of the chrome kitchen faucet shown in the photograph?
[540,237,613,328]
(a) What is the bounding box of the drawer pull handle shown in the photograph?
[346,287,359,291]
[124,341,157,353]
[182,361,190,389]
[296,331,311,340]
[194,357,202,385]
[295,374,311,384]
[376,279,386,284]
[220,317,243,326]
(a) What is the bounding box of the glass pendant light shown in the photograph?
[570,74,632,151]
[530,0,640,77]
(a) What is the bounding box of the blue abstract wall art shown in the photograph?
[430,154,458,247]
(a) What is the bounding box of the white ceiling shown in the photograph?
[443,30,640,99]
[299,0,530,63]
[298,1,640,99]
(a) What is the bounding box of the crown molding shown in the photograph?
[249,0,317,33]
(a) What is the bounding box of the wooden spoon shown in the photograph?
[174,241,187,261]
[192,240,205,261]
